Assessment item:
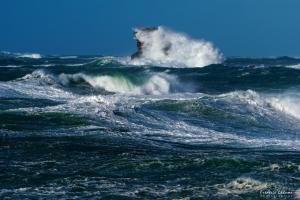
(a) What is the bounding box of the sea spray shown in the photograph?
[126,26,223,68]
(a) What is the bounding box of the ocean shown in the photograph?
[1,28,300,199]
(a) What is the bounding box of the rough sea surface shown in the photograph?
[1,52,300,199]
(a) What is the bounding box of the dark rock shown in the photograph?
[131,27,172,60]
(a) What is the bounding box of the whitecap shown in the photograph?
[58,73,175,95]
[218,177,269,195]
[286,63,300,69]
[17,53,42,59]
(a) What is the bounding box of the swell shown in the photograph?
[1,53,300,200]
[12,63,300,95]
[135,91,300,151]
[1,55,300,150]
[142,89,300,130]
[2,56,300,94]
[0,53,97,81]
[1,72,300,150]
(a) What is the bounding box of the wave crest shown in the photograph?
[59,73,175,95]
[17,53,42,59]
[268,92,300,120]
[223,89,300,120]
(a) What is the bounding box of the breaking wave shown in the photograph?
[124,26,223,68]
[19,68,300,122]
[286,63,300,69]
[267,91,300,120]
[1,56,300,151]
[221,89,300,121]
[59,73,175,95]
[17,53,42,59]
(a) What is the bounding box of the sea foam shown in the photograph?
[17,53,42,59]
[218,177,269,195]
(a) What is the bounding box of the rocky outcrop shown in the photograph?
[131,27,157,59]
[131,27,172,60]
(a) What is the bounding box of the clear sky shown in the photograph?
[1,0,299,56]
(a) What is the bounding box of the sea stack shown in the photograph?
[131,27,172,60]
[131,27,158,59]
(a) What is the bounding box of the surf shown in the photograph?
[122,26,223,68]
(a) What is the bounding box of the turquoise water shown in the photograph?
[0,52,300,199]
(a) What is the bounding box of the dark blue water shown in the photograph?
[1,52,300,199]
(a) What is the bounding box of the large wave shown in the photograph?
[219,89,300,121]
[267,91,300,120]
[16,68,300,123]
[1,54,300,150]
[3,74,300,149]
[31,71,177,95]
[123,26,223,68]
[59,73,176,95]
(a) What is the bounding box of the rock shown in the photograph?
[131,27,172,60]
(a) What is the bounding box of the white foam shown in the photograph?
[269,163,280,171]
[263,162,300,172]
[286,63,300,69]
[296,188,300,199]
[96,56,116,65]
[149,119,300,150]
[3,75,300,150]
[221,89,300,121]
[125,26,223,68]
[21,69,57,85]
[17,53,42,59]
[218,177,269,195]
[1,70,75,101]
[3,67,300,150]
[267,92,300,120]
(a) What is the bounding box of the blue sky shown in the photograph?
[1,0,299,56]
